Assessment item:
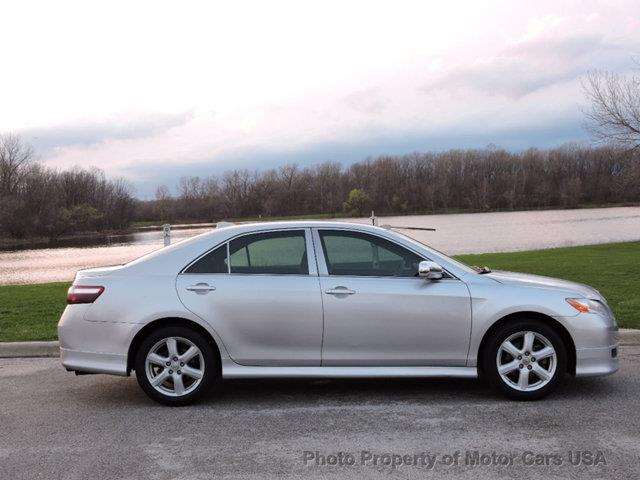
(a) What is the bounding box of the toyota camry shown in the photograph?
[58,221,619,405]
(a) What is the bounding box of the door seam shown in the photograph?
[309,228,326,366]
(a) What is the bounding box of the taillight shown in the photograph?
[67,285,104,304]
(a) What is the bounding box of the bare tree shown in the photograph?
[583,69,640,149]
[0,133,34,195]
[134,145,640,225]
[0,133,137,239]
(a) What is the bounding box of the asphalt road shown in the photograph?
[1,348,639,480]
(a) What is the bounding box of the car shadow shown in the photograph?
[214,377,493,404]
[210,374,617,404]
[66,372,619,408]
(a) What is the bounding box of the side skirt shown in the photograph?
[222,360,478,379]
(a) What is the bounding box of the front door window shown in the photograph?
[319,230,422,277]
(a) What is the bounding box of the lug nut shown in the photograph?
[169,369,173,374]
[527,365,532,370]
[165,361,171,366]
[177,370,182,375]
[517,355,522,360]
[525,351,530,356]
[531,357,536,362]
[519,364,524,369]
[172,356,178,361]
[180,362,184,367]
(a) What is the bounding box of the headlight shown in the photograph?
[566,298,609,316]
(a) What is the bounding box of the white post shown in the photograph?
[163,224,171,246]
[370,211,377,226]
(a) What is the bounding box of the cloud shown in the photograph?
[4,1,640,197]
[21,111,193,155]
[422,29,633,100]
[342,87,387,115]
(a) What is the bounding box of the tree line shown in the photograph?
[2,141,639,241]
[137,144,640,223]
[0,134,136,240]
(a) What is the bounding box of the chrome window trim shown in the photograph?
[180,227,317,276]
[312,227,459,281]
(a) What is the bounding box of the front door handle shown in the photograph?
[325,286,356,295]
[186,283,216,294]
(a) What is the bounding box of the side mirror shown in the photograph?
[418,260,444,280]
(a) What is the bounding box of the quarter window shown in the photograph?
[319,230,422,277]
[184,244,228,274]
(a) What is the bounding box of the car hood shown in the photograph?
[484,270,602,299]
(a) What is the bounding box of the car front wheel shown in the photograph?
[483,320,567,400]
[134,326,218,406]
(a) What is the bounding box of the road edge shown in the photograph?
[0,341,59,358]
[2,329,640,358]
[620,328,640,346]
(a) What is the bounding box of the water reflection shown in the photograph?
[1,207,639,285]
[0,227,212,252]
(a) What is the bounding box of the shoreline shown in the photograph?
[2,202,639,251]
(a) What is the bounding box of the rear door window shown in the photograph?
[229,230,308,275]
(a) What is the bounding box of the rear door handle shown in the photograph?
[325,286,356,295]
[186,283,216,294]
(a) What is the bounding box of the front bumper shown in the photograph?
[575,345,619,377]
[558,310,619,378]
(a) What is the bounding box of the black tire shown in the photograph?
[482,320,567,401]
[135,326,220,406]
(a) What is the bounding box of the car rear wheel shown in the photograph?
[135,326,219,406]
[483,320,567,400]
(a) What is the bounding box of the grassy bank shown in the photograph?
[0,282,70,342]
[1,242,638,342]
[457,242,640,330]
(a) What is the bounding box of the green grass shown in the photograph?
[0,282,71,342]
[1,241,639,342]
[457,242,640,329]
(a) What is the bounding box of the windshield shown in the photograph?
[391,230,480,275]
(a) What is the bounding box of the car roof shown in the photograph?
[212,220,376,233]
[203,220,402,241]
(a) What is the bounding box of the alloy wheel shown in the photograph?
[496,330,557,392]
[145,336,205,397]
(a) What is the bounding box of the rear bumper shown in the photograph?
[60,347,128,376]
[575,345,619,377]
[58,304,135,376]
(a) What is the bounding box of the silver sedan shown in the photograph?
[58,221,619,405]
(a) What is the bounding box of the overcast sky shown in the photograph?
[3,0,640,197]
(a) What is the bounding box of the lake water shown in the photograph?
[1,206,639,285]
